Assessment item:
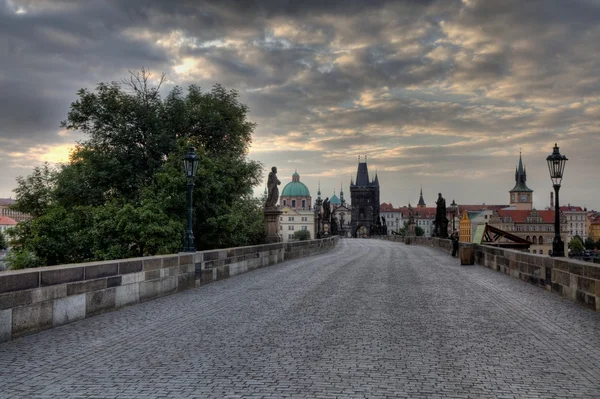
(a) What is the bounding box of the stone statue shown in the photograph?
[408,203,414,224]
[323,197,331,221]
[436,193,446,220]
[264,166,281,208]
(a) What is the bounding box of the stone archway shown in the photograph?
[355,225,368,238]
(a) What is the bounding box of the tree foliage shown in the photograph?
[584,237,596,251]
[8,70,264,268]
[0,230,7,250]
[398,221,425,237]
[568,236,584,253]
[293,230,311,241]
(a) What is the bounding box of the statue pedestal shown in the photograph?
[264,207,283,243]
[435,218,449,239]
[321,220,331,237]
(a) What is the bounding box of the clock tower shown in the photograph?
[509,152,533,210]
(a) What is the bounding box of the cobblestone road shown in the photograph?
[1,239,600,398]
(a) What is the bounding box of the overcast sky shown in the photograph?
[1,0,599,210]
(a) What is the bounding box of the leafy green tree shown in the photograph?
[5,248,39,270]
[9,70,264,267]
[293,230,311,241]
[11,163,57,218]
[0,230,7,250]
[584,237,596,250]
[596,238,600,250]
[397,221,424,236]
[568,236,584,253]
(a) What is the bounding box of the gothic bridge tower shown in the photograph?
[350,156,380,237]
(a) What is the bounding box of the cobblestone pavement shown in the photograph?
[1,239,600,398]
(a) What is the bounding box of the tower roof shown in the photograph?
[417,186,426,206]
[353,156,378,187]
[510,152,533,192]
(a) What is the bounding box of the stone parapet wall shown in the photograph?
[0,236,338,342]
[397,237,600,311]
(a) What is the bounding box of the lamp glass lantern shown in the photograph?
[546,143,567,258]
[183,147,199,252]
[184,147,200,179]
[546,143,568,186]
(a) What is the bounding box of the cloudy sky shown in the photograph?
[1,0,599,210]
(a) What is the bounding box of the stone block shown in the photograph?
[85,263,118,279]
[145,270,160,280]
[583,265,600,280]
[119,260,143,274]
[0,309,11,342]
[575,290,596,310]
[203,250,220,261]
[121,271,145,285]
[0,290,33,310]
[67,279,107,296]
[12,301,53,338]
[179,254,193,266]
[32,284,67,304]
[553,269,570,286]
[193,252,203,263]
[139,277,177,301]
[86,288,116,316]
[107,276,122,288]
[115,284,139,308]
[577,276,595,295]
[177,273,195,292]
[162,256,179,268]
[53,294,86,326]
[142,257,162,271]
[0,272,39,294]
[41,267,84,286]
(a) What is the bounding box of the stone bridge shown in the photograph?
[1,238,600,398]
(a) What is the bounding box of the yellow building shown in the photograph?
[459,210,471,242]
[588,213,600,240]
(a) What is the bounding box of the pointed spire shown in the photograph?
[417,185,426,207]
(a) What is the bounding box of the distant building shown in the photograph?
[0,198,31,222]
[0,216,17,233]
[559,204,588,241]
[588,212,600,241]
[278,171,314,242]
[380,203,405,235]
[350,157,380,237]
[488,209,566,255]
[459,210,471,242]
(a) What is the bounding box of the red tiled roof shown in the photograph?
[458,204,508,212]
[559,206,584,212]
[498,209,555,223]
[0,216,17,225]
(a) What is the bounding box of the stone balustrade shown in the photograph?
[381,235,600,311]
[0,237,338,342]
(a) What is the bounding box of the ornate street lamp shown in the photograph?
[450,199,457,231]
[547,143,568,257]
[183,147,200,252]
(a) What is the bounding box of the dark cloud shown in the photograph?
[0,0,599,209]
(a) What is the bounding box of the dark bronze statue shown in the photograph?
[264,166,281,208]
[322,197,331,221]
[436,193,446,220]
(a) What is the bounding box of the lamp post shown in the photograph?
[450,199,457,231]
[183,147,199,252]
[547,143,568,257]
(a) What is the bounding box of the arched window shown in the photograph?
[302,200,306,208]
[532,236,537,244]
[526,235,530,242]
[533,250,537,254]
[283,200,287,206]
[291,200,296,208]
[539,250,543,254]
[539,236,543,245]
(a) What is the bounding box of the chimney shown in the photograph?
[550,191,554,209]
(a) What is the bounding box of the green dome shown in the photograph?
[281,181,311,197]
[330,194,341,205]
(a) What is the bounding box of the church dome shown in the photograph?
[330,193,341,205]
[281,171,311,197]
